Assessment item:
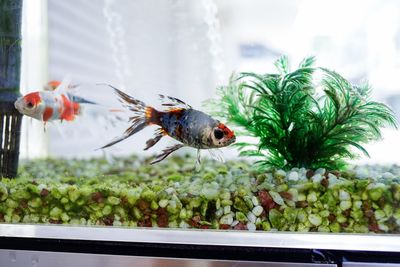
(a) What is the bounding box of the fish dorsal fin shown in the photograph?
[44,80,62,91]
[45,77,78,95]
[159,94,192,110]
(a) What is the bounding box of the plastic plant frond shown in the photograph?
[206,56,398,171]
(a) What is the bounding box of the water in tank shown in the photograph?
[1,0,400,234]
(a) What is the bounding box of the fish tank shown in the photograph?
[1,0,400,266]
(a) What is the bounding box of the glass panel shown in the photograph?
[2,0,400,244]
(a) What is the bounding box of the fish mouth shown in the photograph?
[14,99,22,112]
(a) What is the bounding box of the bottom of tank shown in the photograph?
[1,155,399,235]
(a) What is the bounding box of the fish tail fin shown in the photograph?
[99,85,162,149]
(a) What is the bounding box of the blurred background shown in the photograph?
[20,0,400,164]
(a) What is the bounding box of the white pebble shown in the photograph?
[311,173,323,183]
[179,221,190,229]
[275,170,286,177]
[37,184,47,191]
[356,168,369,179]
[378,224,389,232]
[113,220,122,227]
[215,208,223,217]
[328,173,337,179]
[288,171,299,181]
[382,172,395,179]
[231,220,239,227]
[247,222,257,231]
[165,187,175,194]
[269,191,285,206]
[158,199,169,208]
[339,190,350,201]
[252,205,263,217]
[223,205,231,215]
[315,168,326,175]
[247,211,257,223]
[220,214,233,225]
[251,196,259,206]
[340,200,352,210]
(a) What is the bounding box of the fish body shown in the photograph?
[159,109,234,149]
[14,91,81,122]
[14,80,96,122]
[101,86,236,163]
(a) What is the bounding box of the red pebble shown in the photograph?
[219,224,231,230]
[368,223,380,233]
[279,191,293,200]
[40,189,49,197]
[258,190,277,211]
[233,222,248,230]
[157,208,169,228]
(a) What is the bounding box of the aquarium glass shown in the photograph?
[2,0,400,235]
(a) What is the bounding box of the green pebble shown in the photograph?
[297,193,306,202]
[167,173,183,181]
[319,210,330,218]
[11,214,21,223]
[336,214,347,223]
[308,214,322,226]
[374,210,386,220]
[236,211,247,222]
[262,221,271,231]
[179,208,187,220]
[329,222,341,233]
[133,207,142,219]
[307,191,318,203]
[102,205,112,216]
[297,209,307,223]
[340,200,352,211]
[107,196,121,206]
[368,188,383,201]
[233,197,248,212]
[0,183,8,201]
[28,198,41,208]
[61,213,70,222]
[68,188,80,202]
[61,197,69,204]
[269,209,283,229]
[283,207,298,224]
[6,199,18,209]
[221,199,233,206]
[141,189,156,201]
[50,207,62,219]
[189,198,202,208]
[317,225,330,232]
[150,200,159,210]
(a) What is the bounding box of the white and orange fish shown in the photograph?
[14,80,95,123]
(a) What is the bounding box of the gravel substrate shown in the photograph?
[1,155,399,233]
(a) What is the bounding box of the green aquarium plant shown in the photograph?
[207,56,397,170]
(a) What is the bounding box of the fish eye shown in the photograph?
[26,102,34,108]
[214,129,224,139]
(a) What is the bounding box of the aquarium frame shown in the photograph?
[0,249,338,267]
[0,224,400,252]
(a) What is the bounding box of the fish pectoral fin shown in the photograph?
[150,144,184,164]
[144,129,165,150]
[159,94,192,109]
